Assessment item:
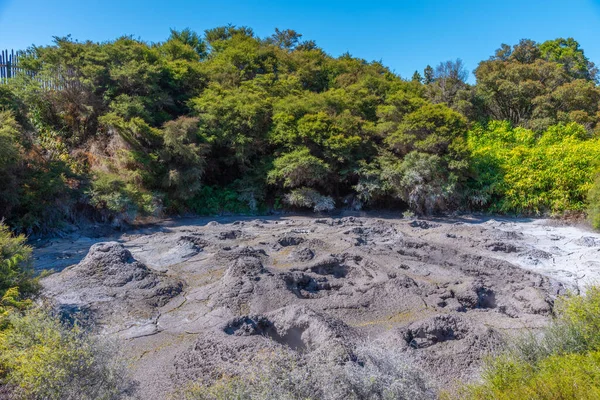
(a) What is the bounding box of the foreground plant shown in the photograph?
[178,342,436,400]
[0,222,133,400]
[459,286,600,399]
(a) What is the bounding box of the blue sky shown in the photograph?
[0,0,599,82]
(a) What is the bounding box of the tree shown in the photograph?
[539,37,597,81]
[427,59,469,106]
[268,28,303,50]
[267,148,330,189]
[423,65,434,84]
[159,117,208,203]
[167,28,207,59]
[493,43,512,61]
[474,38,600,130]
[411,71,423,83]
[384,103,468,157]
[510,39,541,63]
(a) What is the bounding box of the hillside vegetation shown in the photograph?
[1,28,600,233]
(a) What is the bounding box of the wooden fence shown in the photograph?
[0,49,23,84]
[0,49,80,90]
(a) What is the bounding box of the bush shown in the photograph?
[267,148,330,189]
[0,223,35,322]
[0,111,24,221]
[460,286,600,399]
[468,121,600,214]
[0,222,132,399]
[382,152,460,214]
[179,342,435,400]
[186,185,254,215]
[87,170,160,223]
[0,308,132,400]
[284,187,335,212]
[588,173,600,229]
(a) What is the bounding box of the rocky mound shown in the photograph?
[175,304,356,384]
[43,242,183,338]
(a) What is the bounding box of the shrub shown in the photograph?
[186,185,254,215]
[588,173,600,229]
[0,223,35,322]
[382,152,460,214]
[0,111,23,221]
[284,187,335,212]
[0,308,132,400]
[0,224,132,400]
[267,148,330,189]
[179,342,435,400]
[87,171,159,223]
[468,121,600,214]
[460,286,600,399]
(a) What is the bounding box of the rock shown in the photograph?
[218,230,243,240]
[410,220,440,229]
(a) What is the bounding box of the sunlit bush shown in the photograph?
[468,121,600,214]
[588,173,600,229]
[0,308,132,400]
[460,286,600,400]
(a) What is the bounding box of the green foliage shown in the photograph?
[0,224,128,399]
[268,148,330,188]
[186,185,255,215]
[475,38,600,131]
[283,187,335,212]
[460,286,600,400]
[384,102,468,158]
[0,224,35,323]
[539,37,597,81]
[87,171,158,222]
[0,111,22,218]
[3,29,600,229]
[383,151,461,214]
[588,173,600,229]
[159,116,208,205]
[468,121,600,214]
[0,308,130,400]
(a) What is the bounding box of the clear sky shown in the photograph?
[0,0,599,82]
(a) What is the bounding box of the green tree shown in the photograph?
[423,65,434,84]
[540,37,597,81]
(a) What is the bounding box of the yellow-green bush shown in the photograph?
[0,308,130,400]
[0,223,35,324]
[588,173,600,229]
[468,121,600,214]
[0,223,131,399]
[461,286,600,400]
[466,351,600,400]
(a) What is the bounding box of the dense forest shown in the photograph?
[1,27,600,234]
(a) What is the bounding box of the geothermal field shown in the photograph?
[35,214,600,398]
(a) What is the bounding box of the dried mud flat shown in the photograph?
[36,214,600,398]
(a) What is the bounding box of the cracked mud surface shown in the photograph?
[36,214,600,398]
